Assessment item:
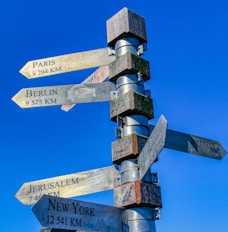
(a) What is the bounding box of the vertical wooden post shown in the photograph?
[107,8,161,232]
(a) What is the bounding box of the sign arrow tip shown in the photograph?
[11,90,24,108]
[11,95,19,107]
[216,142,227,160]
[19,62,32,79]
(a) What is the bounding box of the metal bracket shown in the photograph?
[144,89,151,98]
[137,71,144,83]
[108,47,116,56]
[117,116,124,127]
[137,43,147,56]
[151,172,159,184]
[114,165,121,187]
[153,208,162,220]
[122,221,129,232]
[115,127,122,138]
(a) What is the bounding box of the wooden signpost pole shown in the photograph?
[107,8,164,231]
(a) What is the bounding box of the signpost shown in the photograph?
[12,82,114,108]
[16,166,119,205]
[138,115,167,180]
[13,7,226,232]
[32,195,123,231]
[20,48,115,79]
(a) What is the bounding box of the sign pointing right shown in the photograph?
[149,125,227,160]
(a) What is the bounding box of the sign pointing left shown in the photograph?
[15,166,119,205]
[20,47,115,79]
[33,195,123,231]
[12,82,114,108]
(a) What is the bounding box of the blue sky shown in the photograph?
[1,0,228,231]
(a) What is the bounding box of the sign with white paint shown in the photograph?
[16,166,120,205]
[20,48,115,78]
[138,115,167,180]
[61,65,109,112]
[12,82,114,108]
[33,195,123,231]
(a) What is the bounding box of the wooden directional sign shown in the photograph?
[20,47,115,79]
[149,125,227,160]
[12,82,114,108]
[61,65,109,112]
[138,115,168,180]
[16,166,119,206]
[33,195,123,231]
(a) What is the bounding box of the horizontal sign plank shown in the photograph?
[33,195,123,231]
[16,166,120,205]
[149,125,227,159]
[12,82,114,108]
[20,48,115,78]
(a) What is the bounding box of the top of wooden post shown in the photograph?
[106,7,147,47]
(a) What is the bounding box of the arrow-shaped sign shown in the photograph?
[12,82,114,108]
[138,115,168,180]
[20,47,115,79]
[33,195,123,231]
[16,166,120,205]
[149,125,227,160]
[61,65,109,112]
